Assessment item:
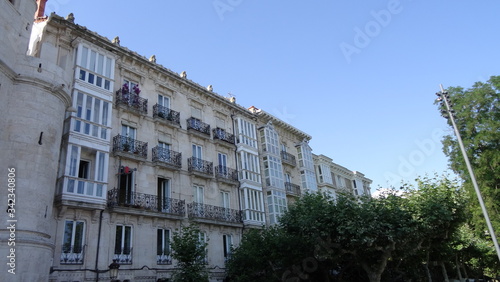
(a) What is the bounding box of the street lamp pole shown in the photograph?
[436,84,500,263]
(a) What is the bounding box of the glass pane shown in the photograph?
[69,146,78,176]
[102,102,109,126]
[105,57,112,78]
[89,50,96,71]
[115,226,123,254]
[79,69,86,80]
[80,47,88,68]
[124,226,132,254]
[67,179,75,193]
[157,229,163,255]
[97,54,104,75]
[96,184,103,197]
[74,222,84,253]
[63,221,73,252]
[77,180,84,194]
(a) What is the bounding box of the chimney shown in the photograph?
[35,0,48,21]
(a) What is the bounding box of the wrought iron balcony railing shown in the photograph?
[113,135,148,159]
[215,166,238,182]
[187,202,242,224]
[285,182,301,196]
[114,247,133,264]
[60,245,85,264]
[157,254,172,265]
[116,89,148,114]
[213,127,235,144]
[188,157,213,176]
[187,117,210,136]
[281,151,297,166]
[152,146,182,168]
[153,104,181,126]
[107,188,186,216]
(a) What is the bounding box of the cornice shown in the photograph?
[251,108,311,141]
[46,13,254,118]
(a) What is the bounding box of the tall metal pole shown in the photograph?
[437,84,500,262]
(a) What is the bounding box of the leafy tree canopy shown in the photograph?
[439,76,500,234]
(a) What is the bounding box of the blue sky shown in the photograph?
[45,0,500,190]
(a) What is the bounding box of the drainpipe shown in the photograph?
[95,209,104,282]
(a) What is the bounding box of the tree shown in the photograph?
[227,176,469,282]
[439,76,500,235]
[170,223,209,282]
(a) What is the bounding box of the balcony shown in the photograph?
[107,188,186,217]
[152,146,182,170]
[153,104,181,127]
[281,151,297,166]
[113,135,148,160]
[60,245,84,265]
[285,182,301,196]
[116,89,148,115]
[188,157,213,178]
[187,117,210,137]
[215,166,238,183]
[213,128,235,145]
[187,202,242,224]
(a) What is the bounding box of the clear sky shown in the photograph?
[45,0,500,190]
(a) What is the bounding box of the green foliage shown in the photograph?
[227,176,471,282]
[170,223,209,282]
[439,76,500,235]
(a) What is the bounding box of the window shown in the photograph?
[192,144,203,170]
[263,155,284,189]
[242,188,265,223]
[61,220,84,264]
[221,191,230,219]
[260,127,280,155]
[65,145,108,198]
[193,185,204,204]
[236,118,257,148]
[297,143,317,191]
[198,232,208,264]
[119,168,133,205]
[218,153,227,176]
[157,229,171,265]
[73,92,110,139]
[158,94,170,108]
[158,178,171,212]
[77,45,114,91]
[223,234,232,261]
[78,160,90,179]
[238,151,261,183]
[267,190,287,225]
[318,164,333,184]
[114,225,133,264]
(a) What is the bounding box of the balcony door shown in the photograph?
[121,125,136,152]
[158,178,171,212]
[119,169,133,205]
[192,144,203,170]
[218,153,227,176]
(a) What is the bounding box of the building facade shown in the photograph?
[0,1,371,281]
[314,154,372,199]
